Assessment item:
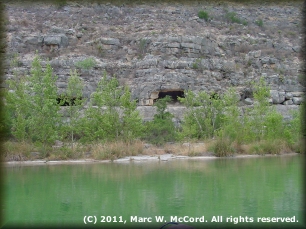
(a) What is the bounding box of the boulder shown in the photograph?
[200,59,210,70]
[44,35,68,47]
[244,98,253,105]
[44,36,61,45]
[291,92,304,97]
[167,36,182,43]
[24,36,44,45]
[181,36,202,45]
[163,60,178,69]
[292,97,303,105]
[248,50,261,58]
[181,43,201,50]
[222,60,236,72]
[278,91,286,103]
[292,46,300,53]
[285,92,293,100]
[136,58,159,68]
[283,100,293,105]
[261,57,270,64]
[269,58,277,64]
[166,43,180,48]
[270,90,285,104]
[100,38,120,46]
[50,26,66,34]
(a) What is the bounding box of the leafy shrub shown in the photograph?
[198,11,209,21]
[220,88,243,143]
[192,62,198,69]
[213,137,235,157]
[283,104,304,152]
[225,11,248,25]
[80,73,143,143]
[59,70,85,147]
[5,55,61,151]
[178,90,224,140]
[91,141,143,160]
[96,44,105,57]
[249,140,289,155]
[192,59,201,70]
[263,110,284,141]
[143,96,177,146]
[54,0,67,9]
[255,19,263,27]
[138,38,148,59]
[75,58,96,70]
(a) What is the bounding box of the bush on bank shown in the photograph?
[3,55,304,160]
[143,95,178,146]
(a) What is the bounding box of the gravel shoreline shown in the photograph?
[2,152,300,166]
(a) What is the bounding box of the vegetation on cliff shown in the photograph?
[3,55,304,160]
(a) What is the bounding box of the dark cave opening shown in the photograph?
[157,90,185,103]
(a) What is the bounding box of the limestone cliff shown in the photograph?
[3,1,304,121]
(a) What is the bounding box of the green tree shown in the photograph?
[263,109,284,141]
[81,73,143,142]
[81,75,117,141]
[5,74,30,141]
[220,87,243,143]
[119,86,144,142]
[283,103,304,152]
[144,95,177,146]
[5,55,62,153]
[60,70,85,148]
[26,55,62,151]
[245,77,271,142]
[178,90,224,140]
[4,54,31,141]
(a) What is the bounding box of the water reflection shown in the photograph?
[4,155,303,227]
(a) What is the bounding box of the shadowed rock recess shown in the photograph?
[3,1,304,121]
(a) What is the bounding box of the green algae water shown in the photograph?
[3,155,304,228]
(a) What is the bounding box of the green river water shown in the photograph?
[2,154,304,228]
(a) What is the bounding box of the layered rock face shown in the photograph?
[3,1,304,120]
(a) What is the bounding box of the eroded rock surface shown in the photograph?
[3,1,304,120]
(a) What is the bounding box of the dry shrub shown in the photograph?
[261,48,276,56]
[114,49,127,60]
[290,138,304,154]
[42,49,60,60]
[3,141,35,161]
[284,30,297,39]
[213,138,235,157]
[49,143,87,160]
[249,140,292,155]
[91,140,144,160]
[143,145,166,155]
[163,143,190,155]
[232,141,251,154]
[79,44,108,58]
[163,142,210,156]
[17,19,30,27]
[235,44,252,54]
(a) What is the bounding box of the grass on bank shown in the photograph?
[90,140,143,160]
[212,138,303,157]
[3,138,302,161]
[3,140,144,161]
